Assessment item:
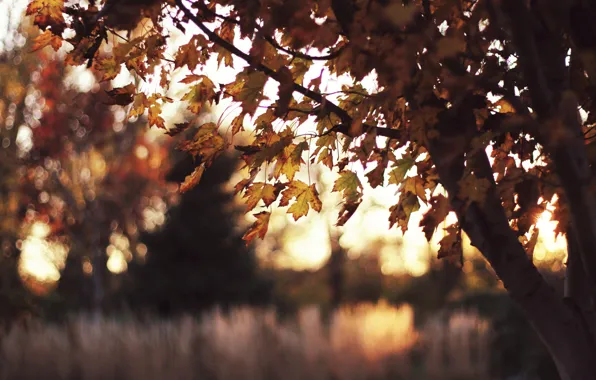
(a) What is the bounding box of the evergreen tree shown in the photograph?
[128,153,272,316]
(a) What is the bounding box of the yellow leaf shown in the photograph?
[129,93,148,119]
[332,170,362,202]
[273,141,308,181]
[242,212,271,244]
[30,30,62,52]
[180,164,205,193]
[244,182,279,211]
[26,0,64,29]
[402,176,427,203]
[389,192,420,233]
[95,56,121,82]
[280,180,322,220]
[148,104,165,129]
[388,157,415,185]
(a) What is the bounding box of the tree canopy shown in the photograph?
[24,0,596,378]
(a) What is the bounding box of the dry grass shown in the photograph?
[0,303,490,380]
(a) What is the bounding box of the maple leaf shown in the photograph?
[438,224,463,260]
[30,30,62,52]
[388,156,415,186]
[229,113,246,136]
[332,170,363,202]
[365,153,389,188]
[148,103,165,129]
[227,70,268,116]
[175,35,209,70]
[26,0,64,30]
[389,192,420,233]
[178,122,226,165]
[129,93,148,119]
[279,180,322,220]
[95,56,121,82]
[104,83,135,106]
[420,194,451,241]
[401,176,427,203]
[242,212,271,245]
[273,141,308,181]
[180,164,205,193]
[337,199,362,226]
[181,76,217,114]
[243,182,281,211]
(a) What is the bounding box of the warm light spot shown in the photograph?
[82,258,93,275]
[136,243,148,258]
[18,222,68,291]
[107,252,127,274]
[135,145,149,160]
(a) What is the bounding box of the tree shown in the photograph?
[126,152,272,316]
[25,0,596,377]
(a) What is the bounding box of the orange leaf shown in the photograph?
[26,0,65,30]
[180,164,205,193]
[30,30,62,52]
[242,211,271,245]
[243,182,280,211]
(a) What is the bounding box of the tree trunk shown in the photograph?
[423,91,596,378]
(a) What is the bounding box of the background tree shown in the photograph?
[126,151,272,316]
[25,0,596,377]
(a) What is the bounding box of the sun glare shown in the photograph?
[18,221,68,286]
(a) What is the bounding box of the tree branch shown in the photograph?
[175,0,354,126]
[192,1,345,61]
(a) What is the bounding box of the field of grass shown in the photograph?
[0,303,490,380]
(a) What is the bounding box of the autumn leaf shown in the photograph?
[388,156,415,186]
[178,122,226,165]
[389,192,420,233]
[280,180,322,220]
[26,0,64,30]
[242,212,271,245]
[165,123,191,137]
[402,176,427,203]
[129,93,148,119]
[438,224,463,260]
[420,194,451,241]
[230,113,246,135]
[227,70,268,116]
[148,103,166,129]
[181,76,217,114]
[95,56,121,82]
[273,141,308,181]
[332,170,363,202]
[180,164,205,193]
[104,83,136,106]
[179,74,205,84]
[337,199,362,226]
[244,182,281,211]
[30,30,62,52]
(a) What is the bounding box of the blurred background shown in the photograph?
[0,2,568,380]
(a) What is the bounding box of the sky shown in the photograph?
[2,1,568,284]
